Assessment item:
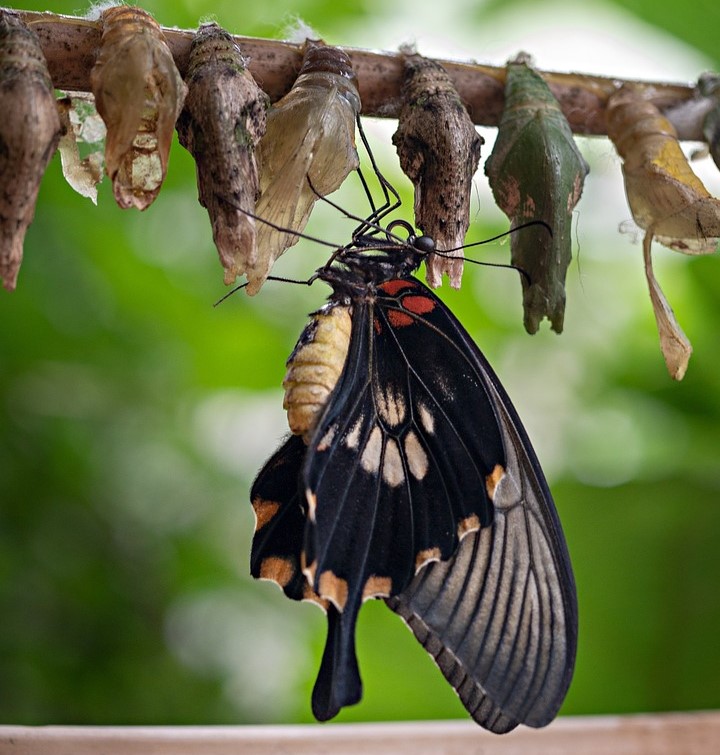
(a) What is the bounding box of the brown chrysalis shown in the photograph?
[392,53,484,289]
[0,11,62,291]
[91,6,186,210]
[176,23,268,285]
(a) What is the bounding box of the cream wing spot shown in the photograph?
[318,570,348,610]
[259,556,294,587]
[306,489,318,522]
[458,513,481,537]
[417,401,435,435]
[360,425,383,475]
[375,384,406,427]
[382,437,405,487]
[344,416,363,449]
[415,546,442,571]
[404,430,428,480]
[362,575,392,600]
[251,498,279,531]
[485,463,506,500]
[302,551,317,584]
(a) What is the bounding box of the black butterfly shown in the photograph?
[249,227,577,734]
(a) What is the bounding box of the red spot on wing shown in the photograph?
[380,279,416,296]
[402,295,436,315]
[374,317,382,334]
[388,309,414,328]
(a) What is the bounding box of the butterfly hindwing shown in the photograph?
[250,434,316,604]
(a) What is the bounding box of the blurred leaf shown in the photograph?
[607,0,720,65]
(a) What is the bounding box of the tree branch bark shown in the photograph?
[12,8,714,141]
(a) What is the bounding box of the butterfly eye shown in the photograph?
[413,235,435,254]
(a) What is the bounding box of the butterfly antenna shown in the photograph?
[429,220,551,287]
[213,273,319,307]
[305,177,411,251]
[213,281,248,307]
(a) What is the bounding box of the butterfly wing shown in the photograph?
[385,284,577,733]
[250,433,316,604]
[301,277,522,719]
[250,275,577,730]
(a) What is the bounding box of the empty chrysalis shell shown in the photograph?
[176,23,268,285]
[606,84,720,254]
[56,93,105,205]
[0,11,62,291]
[605,84,712,380]
[392,53,484,289]
[248,41,361,295]
[91,6,186,210]
[485,55,589,334]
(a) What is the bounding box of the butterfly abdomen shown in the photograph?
[283,302,352,441]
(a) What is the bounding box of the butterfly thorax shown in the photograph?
[315,227,435,301]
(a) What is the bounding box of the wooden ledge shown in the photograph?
[1,711,719,754]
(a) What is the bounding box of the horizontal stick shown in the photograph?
[10,8,712,141]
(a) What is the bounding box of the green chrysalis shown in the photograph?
[485,55,588,334]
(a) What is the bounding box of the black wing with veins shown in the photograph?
[250,276,577,731]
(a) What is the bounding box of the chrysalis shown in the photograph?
[485,54,589,334]
[606,83,720,379]
[0,11,62,291]
[248,41,361,295]
[606,83,720,253]
[91,6,186,210]
[392,52,483,288]
[176,23,268,285]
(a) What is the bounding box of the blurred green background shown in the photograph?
[1,0,719,727]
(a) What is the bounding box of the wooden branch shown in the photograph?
[1,712,719,755]
[10,8,714,141]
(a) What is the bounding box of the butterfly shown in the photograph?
[249,221,577,734]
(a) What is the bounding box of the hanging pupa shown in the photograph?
[176,23,268,285]
[0,11,62,291]
[392,51,484,288]
[606,83,720,253]
[91,5,186,210]
[248,40,361,295]
[56,93,105,205]
[606,83,720,379]
[485,53,589,334]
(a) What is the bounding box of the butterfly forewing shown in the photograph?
[303,278,503,608]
